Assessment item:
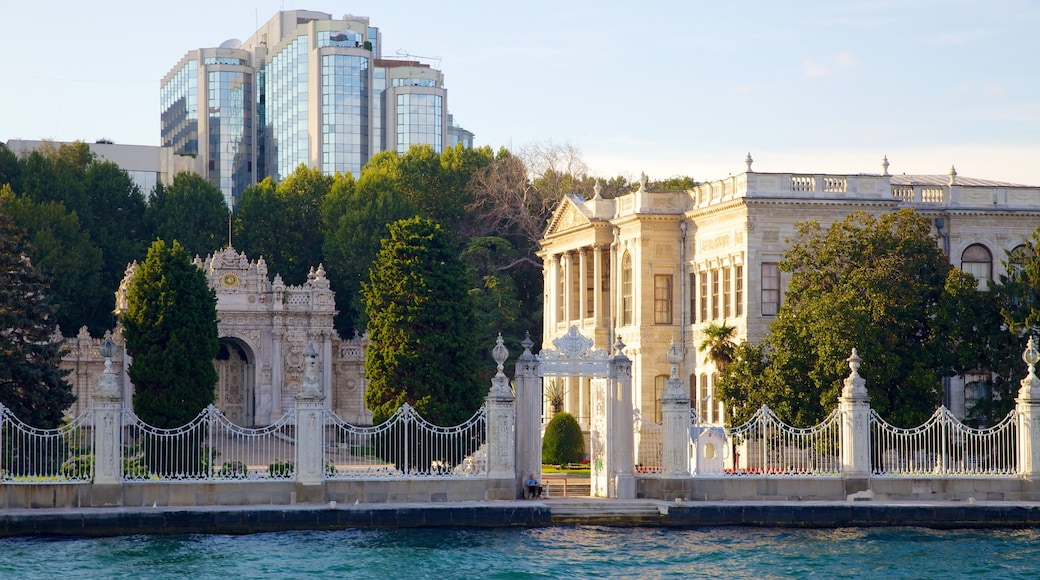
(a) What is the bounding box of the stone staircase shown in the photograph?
[549,499,671,526]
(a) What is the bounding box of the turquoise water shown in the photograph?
[1,526,1038,579]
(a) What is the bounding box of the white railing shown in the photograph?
[0,406,93,484]
[871,407,1018,477]
[922,187,944,203]
[724,406,841,476]
[892,186,914,202]
[121,405,297,481]
[822,176,847,193]
[790,175,815,192]
[324,403,487,479]
[634,410,662,475]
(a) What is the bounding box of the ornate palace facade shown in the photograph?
[539,157,1040,427]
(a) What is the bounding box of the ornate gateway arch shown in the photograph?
[514,326,635,498]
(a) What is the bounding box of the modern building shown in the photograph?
[161,10,469,210]
[538,156,1040,428]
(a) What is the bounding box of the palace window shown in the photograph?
[735,264,744,317]
[699,271,708,323]
[621,252,633,325]
[762,262,780,316]
[722,267,732,319]
[585,249,595,318]
[698,373,709,422]
[961,244,993,291]
[654,275,672,324]
[556,259,566,322]
[711,268,720,320]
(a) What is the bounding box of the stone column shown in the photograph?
[486,335,516,499]
[93,338,122,485]
[514,333,541,496]
[593,245,603,325]
[838,349,871,479]
[1017,337,1040,478]
[578,248,588,321]
[562,251,573,323]
[610,336,636,499]
[295,343,325,486]
[660,341,691,477]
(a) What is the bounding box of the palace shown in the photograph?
[538,156,1040,427]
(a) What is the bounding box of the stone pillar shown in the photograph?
[1017,337,1040,478]
[514,333,541,496]
[838,349,871,479]
[562,251,573,323]
[593,245,603,325]
[93,338,122,485]
[486,335,516,499]
[295,343,325,486]
[578,248,588,321]
[660,341,691,477]
[610,336,636,499]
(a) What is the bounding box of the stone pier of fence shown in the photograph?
[637,339,1040,502]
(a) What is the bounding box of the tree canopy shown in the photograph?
[0,208,74,427]
[122,240,219,428]
[145,173,230,258]
[362,217,484,425]
[717,210,976,427]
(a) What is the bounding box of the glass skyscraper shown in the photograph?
[161,10,466,210]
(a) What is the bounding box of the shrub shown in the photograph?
[268,460,294,478]
[542,412,585,465]
[218,460,248,479]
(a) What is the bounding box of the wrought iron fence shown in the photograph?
[121,405,297,481]
[633,410,662,475]
[323,403,487,479]
[871,407,1018,477]
[0,406,93,483]
[724,406,842,476]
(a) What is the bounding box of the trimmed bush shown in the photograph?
[542,412,585,465]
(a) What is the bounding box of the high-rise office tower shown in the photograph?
[161,10,467,210]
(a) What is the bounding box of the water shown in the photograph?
[1,526,1038,579]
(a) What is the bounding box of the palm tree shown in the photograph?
[698,320,737,370]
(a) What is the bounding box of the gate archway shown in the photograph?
[516,326,635,499]
[215,338,256,426]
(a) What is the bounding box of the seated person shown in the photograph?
[524,474,543,499]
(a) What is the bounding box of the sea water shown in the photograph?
[1,526,1038,579]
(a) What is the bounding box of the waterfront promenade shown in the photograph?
[4,498,1040,537]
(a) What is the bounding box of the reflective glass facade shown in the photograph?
[207,70,253,208]
[262,35,309,181]
[161,59,199,156]
[372,68,386,153]
[321,54,369,176]
[395,93,442,153]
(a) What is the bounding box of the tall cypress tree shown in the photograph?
[0,210,75,428]
[363,217,484,426]
[122,240,219,428]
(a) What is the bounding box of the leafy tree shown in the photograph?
[0,210,74,428]
[363,217,484,426]
[0,142,18,189]
[463,236,529,376]
[0,186,104,335]
[122,240,219,429]
[542,412,585,465]
[234,165,331,284]
[718,210,964,427]
[145,172,230,258]
[321,170,413,334]
[993,230,1040,336]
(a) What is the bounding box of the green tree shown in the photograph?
[541,412,585,465]
[0,187,104,335]
[363,217,484,426]
[122,240,219,428]
[321,170,413,334]
[993,230,1040,336]
[145,172,230,258]
[234,165,330,284]
[0,210,74,428]
[0,142,19,189]
[718,210,963,427]
[698,320,737,371]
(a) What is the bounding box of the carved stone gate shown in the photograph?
[514,326,635,498]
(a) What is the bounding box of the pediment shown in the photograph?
[545,194,594,237]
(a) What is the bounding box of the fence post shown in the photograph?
[611,336,636,499]
[838,349,871,480]
[93,338,123,485]
[295,343,325,486]
[1016,337,1040,478]
[486,334,516,499]
[514,332,541,498]
[660,340,691,478]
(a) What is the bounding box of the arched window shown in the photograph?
[961,244,992,290]
[1008,244,1031,275]
[621,252,633,325]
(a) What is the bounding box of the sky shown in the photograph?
[2,0,1038,185]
